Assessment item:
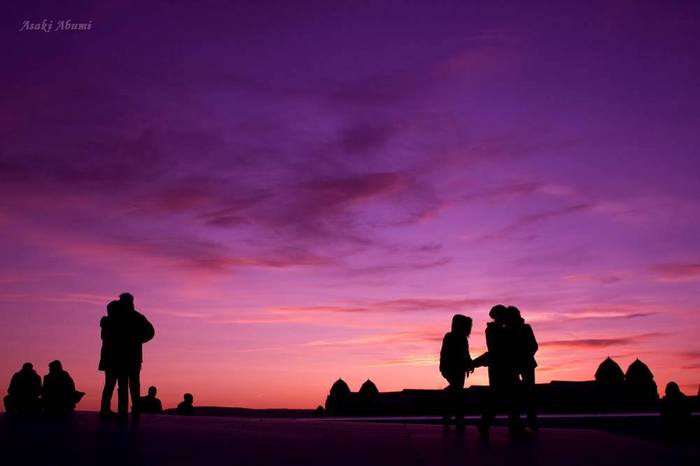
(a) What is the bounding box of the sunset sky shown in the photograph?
[1,1,699,411]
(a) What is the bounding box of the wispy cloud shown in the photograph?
[651,262,700,282]
[540,332,665,349]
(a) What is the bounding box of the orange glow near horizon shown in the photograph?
[2,1,700,411]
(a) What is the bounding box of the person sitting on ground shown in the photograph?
[41,360,84,415]
[439,314,473,430]
[139,386,163,414]
[4,362,41,414]
[660,382,691,438]
[176,393,194,415]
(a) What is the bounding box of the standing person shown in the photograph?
[439,314,473,430]
[99,300,121,418]
[116,292,155,418]
[477,304,519,436]
[506,306,538,430]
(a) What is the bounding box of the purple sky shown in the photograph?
[1,1,699,409]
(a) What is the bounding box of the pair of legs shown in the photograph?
[519,367,537,428]
[101,367,141,415]
[443,372,466,429]
[479,369,520,434]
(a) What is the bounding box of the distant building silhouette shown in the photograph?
[323,357,665,416]
[325,379,352,416]
[595,357,625,385]
[357,379,380,415]
[625,359,659,408]
[359,379,379,397]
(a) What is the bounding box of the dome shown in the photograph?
[595,357,624,384]
[358,379,379,396]
[625,359,654,381]
[329,378,351,396]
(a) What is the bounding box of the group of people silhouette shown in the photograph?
[99,293,194,418]
[4,292,194,419]
[4,361,84,415]
[440,305,538,434]
[3,294,693,435]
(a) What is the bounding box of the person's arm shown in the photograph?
[439,335,448,375]
[526,325,538,355]
[140,315,155,343]
[66,374,76,393]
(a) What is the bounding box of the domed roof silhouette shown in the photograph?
[359,379,379,396]
[595,357,624,384]
[625,358,654,381]
[329,378,351,396]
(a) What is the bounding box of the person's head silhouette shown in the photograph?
[147,386,157,397]
[21,362,33,372]
[48,360,62,373]
[451,314,472,337]
[107,300,121,317]
[505,305,524,325]
[665,382,681,397]
[183,393,193,404]
[119,292,135,311]
[489,304,507,323]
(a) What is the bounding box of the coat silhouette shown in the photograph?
[4,363,41,414]
[478,304,520,435]
[41,360,83,415]
[99,294,155,416]
[439,314,472,429]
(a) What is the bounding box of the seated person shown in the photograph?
[4,362,41,414]
[41,360,84,415]
[660,382,691,436]
[176,393,194,415]
[139,386,163,414]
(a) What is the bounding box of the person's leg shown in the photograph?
[452,372,466,430]
[117,372,129,416]
[100,371,117,414]
[129,366,141,414]
[478,369,497,435]
[505,371,522,432]
[522,367,537,428]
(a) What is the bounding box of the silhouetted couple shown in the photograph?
[439,305,538,434]
[4,361,83,415]
[99,293,154,419]
[476,305,538,435]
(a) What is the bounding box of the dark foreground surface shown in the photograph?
[1,413,698,466]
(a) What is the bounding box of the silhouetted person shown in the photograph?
[660,382,691,440]
[176,393,194,415]
[100,293,155,418]
[478,304,520,436]
[41,360,83,415]
[439,314,473,430]
[4,363,41,414]
[139,386,163,414]
[99,300,122,417]
[507,306,538,430]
